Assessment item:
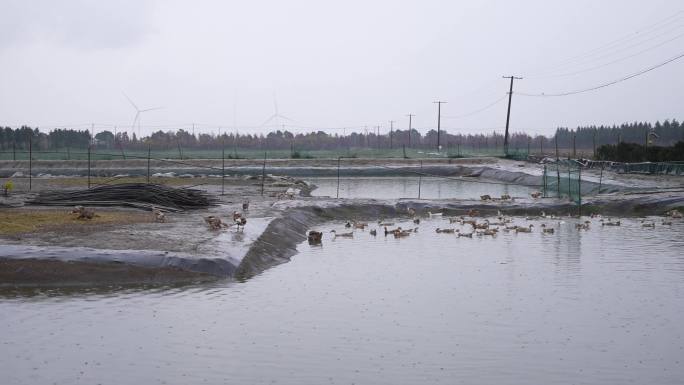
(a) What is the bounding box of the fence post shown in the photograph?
[67,146,70,160]
[87,146,91,189]
[578,167,582,217]
[542,165,547,197]
[418,160,422,199]
[598,164,604,194]
[28,135,32,191]
[260,152,266,196]
[221,138,225,196]
[336,156,341,199]
[147,144,151,184]
[567,168,571,201]
[177,139,183,160]
[13,142,16,161]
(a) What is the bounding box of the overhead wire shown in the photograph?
[525,10,684,76]
[442,94,508,119]
[518,51,684,97]
[528,30,684,79]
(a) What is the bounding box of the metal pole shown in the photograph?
[433,101,446,150]
[418,160,422,199]
[147,144,151,184]
[572,134,576,159]
[336,156,341,199]
[13,142,16,161]
[578,167,582,217]
[407,114,414,148]
[598,164,604,194]
[87,145,91,189]
[389,120,394,149]
[28,135,32,191]
[260,152,266,196]
[222,138,225,196]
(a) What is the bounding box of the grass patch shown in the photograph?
[0,209,152,235]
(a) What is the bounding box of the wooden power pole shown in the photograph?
[502,75,522,156]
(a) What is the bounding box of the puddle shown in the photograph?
[309,177,536,199]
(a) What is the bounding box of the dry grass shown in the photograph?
[0,208,153,235]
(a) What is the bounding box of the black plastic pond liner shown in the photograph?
[28,183,218,211]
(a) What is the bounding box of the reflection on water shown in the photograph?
[309,177,535,199]
[1,217,684,385]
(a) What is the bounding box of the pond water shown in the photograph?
[1,216,683,385]
[309,177,536,199]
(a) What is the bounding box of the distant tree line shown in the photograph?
[1,119,682,158]
[596,141,684,163]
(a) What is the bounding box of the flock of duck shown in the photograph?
[307,208,683,245]
[203,200,250,231]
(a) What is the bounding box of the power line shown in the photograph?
[518,51,684,97]
[529,31,684,79]
[525,10,684,76]
[442,94,507,119]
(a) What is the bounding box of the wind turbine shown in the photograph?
[259,93,296,130]
[123,92,163,139]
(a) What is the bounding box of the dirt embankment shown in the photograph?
[0,258,216,287]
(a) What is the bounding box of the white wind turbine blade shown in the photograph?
[259,113,277,127]
[141,106,163,113]
[122,92,139,111]
[131,111,140,131]
[276,114,297,123]
[273,93,279,116]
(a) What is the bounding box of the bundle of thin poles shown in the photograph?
[29,183,217,211]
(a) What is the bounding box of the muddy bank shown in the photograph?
[0,257,217,287]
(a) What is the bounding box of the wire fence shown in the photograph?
[542,162,582,213]
[0,144,528,162]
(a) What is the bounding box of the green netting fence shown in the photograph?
[542,162,582,208]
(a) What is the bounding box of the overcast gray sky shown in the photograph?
[0,0,682,137]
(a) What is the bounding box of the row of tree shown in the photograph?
[596,141,684,163]
[1,120,683,154]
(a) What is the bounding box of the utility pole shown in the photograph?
[406,114,415,148]
[502,76,523,156]
[433,101,446,151]
[375,126,380,149]
[389,120,395,149]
